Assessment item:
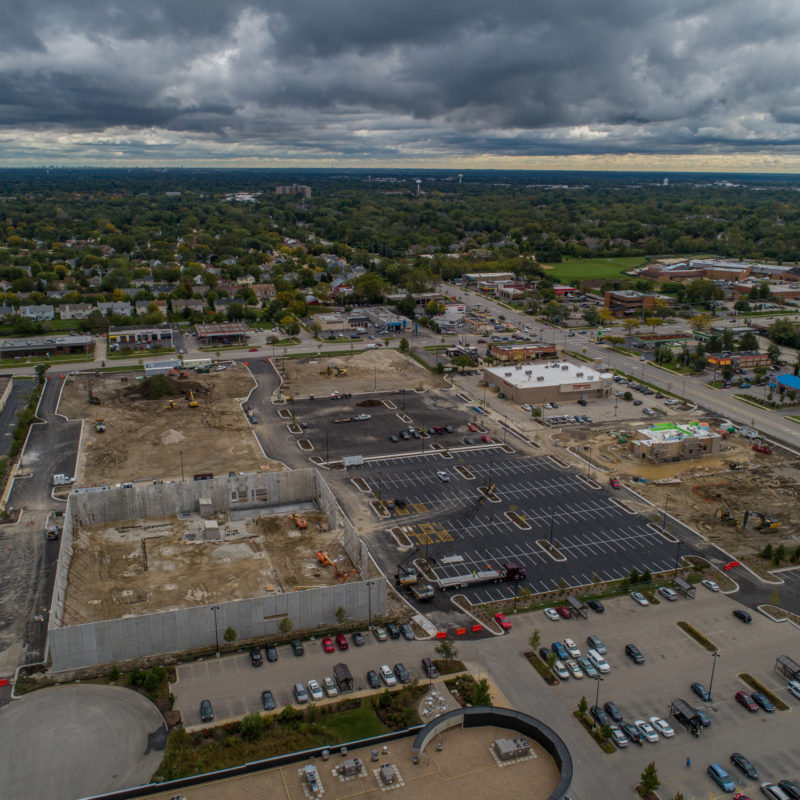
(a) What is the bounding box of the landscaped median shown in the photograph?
[676,620,717,652]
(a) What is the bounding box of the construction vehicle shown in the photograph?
[290,513,307,530]
[52,474,74,486]
[166,400,177,409]
[715,508,736,526]
[395,565,419,587]
[87,382,101,405]
[743,510,781,531]
[95,419,105,433]
[316,551,334,567]
[409,581,434,602]
[45,524,60,540]
[188,391,198,408]
[335,367,347,376]
[340,567,358,583]
[752,443,772,455]
[433,560,526,591]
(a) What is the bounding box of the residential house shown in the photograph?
[59,303,95,320]
[19,304,55,321]
[97,301,132,317]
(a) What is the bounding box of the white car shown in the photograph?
[658,586,678,601]
[521,404,532,412]
[565,659,584,679]
[436,470,451,483]
[587,649,610,674]
[322,676,339,697]
[307,679,324,701]
[701,579,720,592]
[648,716,675,738]
[634,719,659,743]
[552,660,570,680]
[563,638,581,658]
[379,665,397,686]
[609,725,629,749]
[544,607,560,621]
[353,414,372,421]
[630,591,649,606]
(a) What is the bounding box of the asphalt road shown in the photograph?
[0,378,34,457]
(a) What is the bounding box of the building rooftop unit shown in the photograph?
[634,421,719,446]
[484,361,611,389]
[0,334,93,351]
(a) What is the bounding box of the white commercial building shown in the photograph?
[482,360,613,404]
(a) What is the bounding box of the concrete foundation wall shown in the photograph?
[47,469,386,672]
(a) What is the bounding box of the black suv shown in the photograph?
[732,609,752,623]
[590,706,610,727]
[265,643,278,662]
[249,647,263,667]
[625,643,645,664]
[386,622,401,639]
[291,638,304,656]
[394,663,410,684]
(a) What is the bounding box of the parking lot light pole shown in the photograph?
[708,651,720,701]
[549,509,555,547]
[585,445,592,480]
[662,493,671,532]
[674,540,682,577]
[211,605,220,657]
[593,675,603,729]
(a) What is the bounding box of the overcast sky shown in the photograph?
[2,0,799,170]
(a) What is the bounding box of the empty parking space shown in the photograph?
[362,451,681,603]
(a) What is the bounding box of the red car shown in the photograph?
[609,478,621,489]
[734,690,759,712]
[468,423,478,432]
[481,435,492,443]
[555,606,571,619]
[321,637,335,653]
[335,634,349,651]
[248,347,258,352]
[494,612,512,631]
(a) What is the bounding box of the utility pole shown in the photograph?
[211,605,221,656]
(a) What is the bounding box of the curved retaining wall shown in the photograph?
[411,706,572,800]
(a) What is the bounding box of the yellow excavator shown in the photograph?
[188,391,198,408]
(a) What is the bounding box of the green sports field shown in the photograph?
[543,257,646,282]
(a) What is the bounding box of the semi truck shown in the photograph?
[52,474,75,486]
[394,566,435,601]
[434,562,527,591]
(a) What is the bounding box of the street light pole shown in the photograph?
[708,651,720,701]
[662,493,670,532]
[593,675,604,729]
[586,445,592,480]
[549,508,555,547]
[211,605,221,657]
[674,540,682,577]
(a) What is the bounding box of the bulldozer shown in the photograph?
[335,366,347,376]
[166,400,177,409]
[290,512,307,530]
[715,507,736,526]
[188,391,198,408]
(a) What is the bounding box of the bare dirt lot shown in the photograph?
[279,349,446,399]
[558,418,800,557]
[63,508,357,623]
[59,366,276,484]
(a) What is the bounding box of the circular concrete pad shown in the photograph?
[0,684,166,800]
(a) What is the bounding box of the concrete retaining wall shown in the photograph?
[47,469,386,672]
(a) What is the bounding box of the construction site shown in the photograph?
[556,416,799,557]
[277,349,446,399]
[58,366,272,484]
[47,470,385,672]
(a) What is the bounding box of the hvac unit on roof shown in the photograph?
[525,371,532,376]
[576,372,583,378]
[561,365,568,370]
[537,376,544,381]
[504,372,512,377]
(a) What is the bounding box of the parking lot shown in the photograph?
[174,634,439,726]
[358,450,680,603]
[539,590,800,799]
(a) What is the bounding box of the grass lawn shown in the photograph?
[322,700,390,741]
[543,257,646,282]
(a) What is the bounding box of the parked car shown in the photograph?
[553,660,570,681]
[379,665,397,686]
[692,682,712,702]
[646,716,673,738]
[587,635,606,655]
[604,700,624,723]
[609,725,629,748]
[389,434,399,443]
[635,719,659,743]
[399,623,416,640]
[323,676,339,697]
[587,599,605,613]
[587,649,610,674]
[555,606,571,619]
[481,435,492,443]
[733,609,752,623]
[730,753,758,779]
[544,607,561,621]
[707,763,736,793]
[620,722,643,745]
[694,707,711,727]
[421,657,439,678]
[551,641,569,661]
[658,586,678,601]
[538,646,550,661]
[265,643,278,662]
[335,634,349,650]
[200,699,214,722]
[351,631,365,647]
[630,591,649,606]
[307,679,324,701]
[494,612,512,631]
[590,706,611,727]
[322,637,335,654]
[366,670,381,689]
[624,643,645,664]
[293,683,309,703]
[393,663,410,684]
[563,638,580,658]
[291,638,304,656]
[261,690,275,711]
[701,579,720,592]
[565,659,584,679]
[779,781,800,800]
[751,691,775,712]
[577,656,598,679]
[249,646,263,667]
[609,477,621,489]
[735,690,759,712]
[372,626,388,642]
[386,622,401,639]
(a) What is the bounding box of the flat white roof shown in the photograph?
[484,361,611,389]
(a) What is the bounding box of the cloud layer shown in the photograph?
[2,0,799,166]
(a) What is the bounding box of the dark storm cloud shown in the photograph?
[1,0,800,163]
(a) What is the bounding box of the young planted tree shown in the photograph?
[639,762,660,795]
